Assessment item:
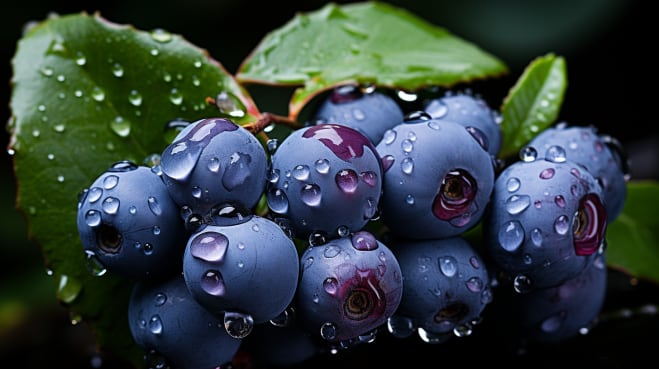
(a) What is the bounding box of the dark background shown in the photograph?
[1,0,657,368]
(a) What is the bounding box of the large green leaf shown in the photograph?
[8,12,259,366]
[606,181,659,284]
[499,53,567,159]
[236,1,508,119]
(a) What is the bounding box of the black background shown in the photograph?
[1,0,657,368]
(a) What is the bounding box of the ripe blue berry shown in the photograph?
[266,123,383,240]
[310,84,405,144]
[526,122,629,221]
[423,91,502,156]
[182,210,299,334]
[483,156,607,292]
[375,113,495,239]
[295,231,403,345]
[76,161,185,279]
[127,274,243,369]
[159,117,268,220]
[388,236,493,342]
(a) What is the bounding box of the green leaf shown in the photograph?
[499,53,567,159]
[8,12,259,366]
[236,1,508,119]
[606,181,659,285]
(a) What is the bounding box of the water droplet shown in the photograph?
[314,159,330,174]
[215,91,245,118]
[323,245,341,258]
[553,215,570,235]
[111,63,124,78]
[169,88,183,105]
[351,231,378,251]
[293,165,310,181]
[320,322,337,341]
[148,315,163,335]
[506,177,521,192]
[505,195,531,215]
[53,124,65,133]
[266,188,289,214]
[335,169,358,193]
[520,146,537,162]
[539,167,555,179]
[545,145,567,162]
[513,274,533,293]
[40,66,54,77]
[453,324,473,337]
[224,311,253,338]
[87,187,103,203]
[401,157,414,174]
[57,274,82,304]
[190,232,228,262]
[101,197,119,214]
[150,28,173,43]
[387,315,415,338]
[465,277,483,292]
[110,116,131,137]
[201,270,226,296]
[323,277,339,295]
[148,196,162,215]
[554,195,566,208]
[401,139,414,153]
[498,220,524,252]
[91,87,105,102]
[154,293,167,306]
[382,129,396,145]
[531,228,543,247]
[438,256,457,277]
[84,250,107,276]
[75,52,86,66]
[128,90,142,107]
[300,183,322,206]
[84,210,102,227]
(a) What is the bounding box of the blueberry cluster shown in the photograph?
[75,86,629,369]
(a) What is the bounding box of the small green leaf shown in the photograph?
[499,53,567,159]
[236,1,508,119]
[606,181,659,285]
[8,12,259,365]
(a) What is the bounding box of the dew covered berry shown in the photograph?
[266,123,383,240]
[76,160,186,279]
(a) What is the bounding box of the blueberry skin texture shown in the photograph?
[483,157,607,291]
[508,253,608,343]
[423,92,502,156]
[266,123,383,239]
[390,236,493,337]
[127,274,242,369]
[376,118,495,240]
[182,215,300,324]
[159,117,268,218]
[295,231,404,343]
[526,123,628,221]
[311,85,405,144]
[76,161,185,279]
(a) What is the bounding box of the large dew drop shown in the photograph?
[190,232,228,262]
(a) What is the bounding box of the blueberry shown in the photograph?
[526,122,630,221]
[159,117,268,220]
[76,160,186,279]
[295,231,404,346]
[388,236,493,342]
[423,91,502,156]
[375,113,495,239]
[482,156,607,292]
[266,123,383,240]
[310,84,405,145]
[127,274,243,369]
[500,253,608,343]
[182,211,300,334]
